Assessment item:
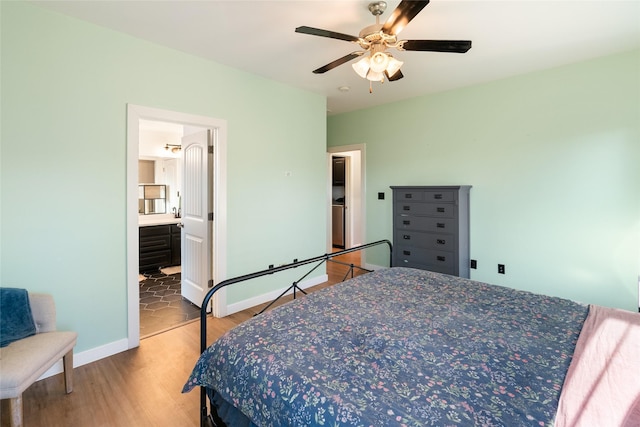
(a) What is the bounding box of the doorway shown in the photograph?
[138,124,213,337]
[126,105,228,349]
[327,145,366,258]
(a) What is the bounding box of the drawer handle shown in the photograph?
[403,220,410,225]
[404,194,413,199]
[403,250,411,255]
[437,223,445,228]
[437,255,446,262]
[403,235,411,240]
[434,194,443,200]
[403,206,411,211]
[436,239,446,245]
[437,207,445,213]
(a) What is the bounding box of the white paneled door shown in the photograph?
[180,129,212,308]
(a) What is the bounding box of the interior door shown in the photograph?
[180,129,212,308]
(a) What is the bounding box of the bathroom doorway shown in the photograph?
[136,120,197,338]
[126,104,228,349]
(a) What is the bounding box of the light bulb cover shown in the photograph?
[369,52,390,73]
[366,69,384,82]
[386,56,403,78]
[352,56,371,79]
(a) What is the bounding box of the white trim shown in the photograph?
[211,124,228,318]
[225,274,328,315]
[37,338,129,381]
[126,104,228,350]
[364,263,388,272]
[327,144,366,257]
[326,154,334,251]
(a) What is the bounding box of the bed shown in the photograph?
[183,243,640,427]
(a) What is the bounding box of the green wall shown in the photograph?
[329,49,640,311]
[1,2,326,353]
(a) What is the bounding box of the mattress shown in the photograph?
[184,267,592,426]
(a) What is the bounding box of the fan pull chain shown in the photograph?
[369,80,373,94]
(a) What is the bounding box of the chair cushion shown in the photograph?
[0,331,77,398]
[0,288,36,347]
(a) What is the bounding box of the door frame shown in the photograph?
[327,144,366,257]
[126,104,227,349]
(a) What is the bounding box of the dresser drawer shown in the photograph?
[423,190,455,202]
[395,189,455,203]
[393,246,455,273]
[395,202,456,218]
[395,190,425,201]
[395,231,455,251]
[396,216,457,233]
[397,259,456,276]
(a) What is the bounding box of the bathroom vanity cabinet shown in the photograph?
[139,223,181,273]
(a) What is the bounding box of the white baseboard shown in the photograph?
[38,338,129,381]
[365,263,387,271]
[221,265,389,316]
[37,269,381,382]
[225,274,328,315]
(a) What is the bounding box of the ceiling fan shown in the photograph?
[295,0,471,90]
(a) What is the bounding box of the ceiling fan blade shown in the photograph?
[295,26,359,43]
[312,52,364,74]
[381,0,430,35]
[386,69,404,82]
[400,40,472,53]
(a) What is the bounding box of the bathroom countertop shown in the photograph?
[138,214,182,227]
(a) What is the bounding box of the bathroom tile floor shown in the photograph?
[139,271,200,338]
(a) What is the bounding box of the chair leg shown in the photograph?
[63,349,74,394]
[8,395,23,427]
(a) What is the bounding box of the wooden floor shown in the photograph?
[1,251,363,427]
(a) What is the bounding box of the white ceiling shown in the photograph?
[138,119,183,158]
[32,0,640,115]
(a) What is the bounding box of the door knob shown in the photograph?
[177,222,184,228]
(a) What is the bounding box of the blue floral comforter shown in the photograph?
[183,267,588,426]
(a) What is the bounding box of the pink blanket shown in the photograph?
[555,305,640,427]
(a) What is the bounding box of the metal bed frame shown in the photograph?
[197,240,393,427]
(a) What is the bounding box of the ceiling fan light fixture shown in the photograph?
[369,52,390,73]
[352,56,371,79]
[366,69,385,82]
[386,56,403,78]
[352,52,403,83]
[297,0,471,90]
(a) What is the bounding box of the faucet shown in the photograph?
[172,207,181,218]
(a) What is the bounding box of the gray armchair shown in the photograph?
[0,293,77,427]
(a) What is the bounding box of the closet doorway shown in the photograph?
[327,145,366,259]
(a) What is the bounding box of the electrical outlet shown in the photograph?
[498,264,505,274]
[268,264,274,269]
[470,259,477,269]
[378,192,385,200]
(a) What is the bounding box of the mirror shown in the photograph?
[138,184,167,214]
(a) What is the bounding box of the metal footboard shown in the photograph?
[198,240,392,427]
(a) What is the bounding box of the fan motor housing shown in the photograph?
[359,24,383,40]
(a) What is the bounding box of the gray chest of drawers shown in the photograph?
[390,185,471,278]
